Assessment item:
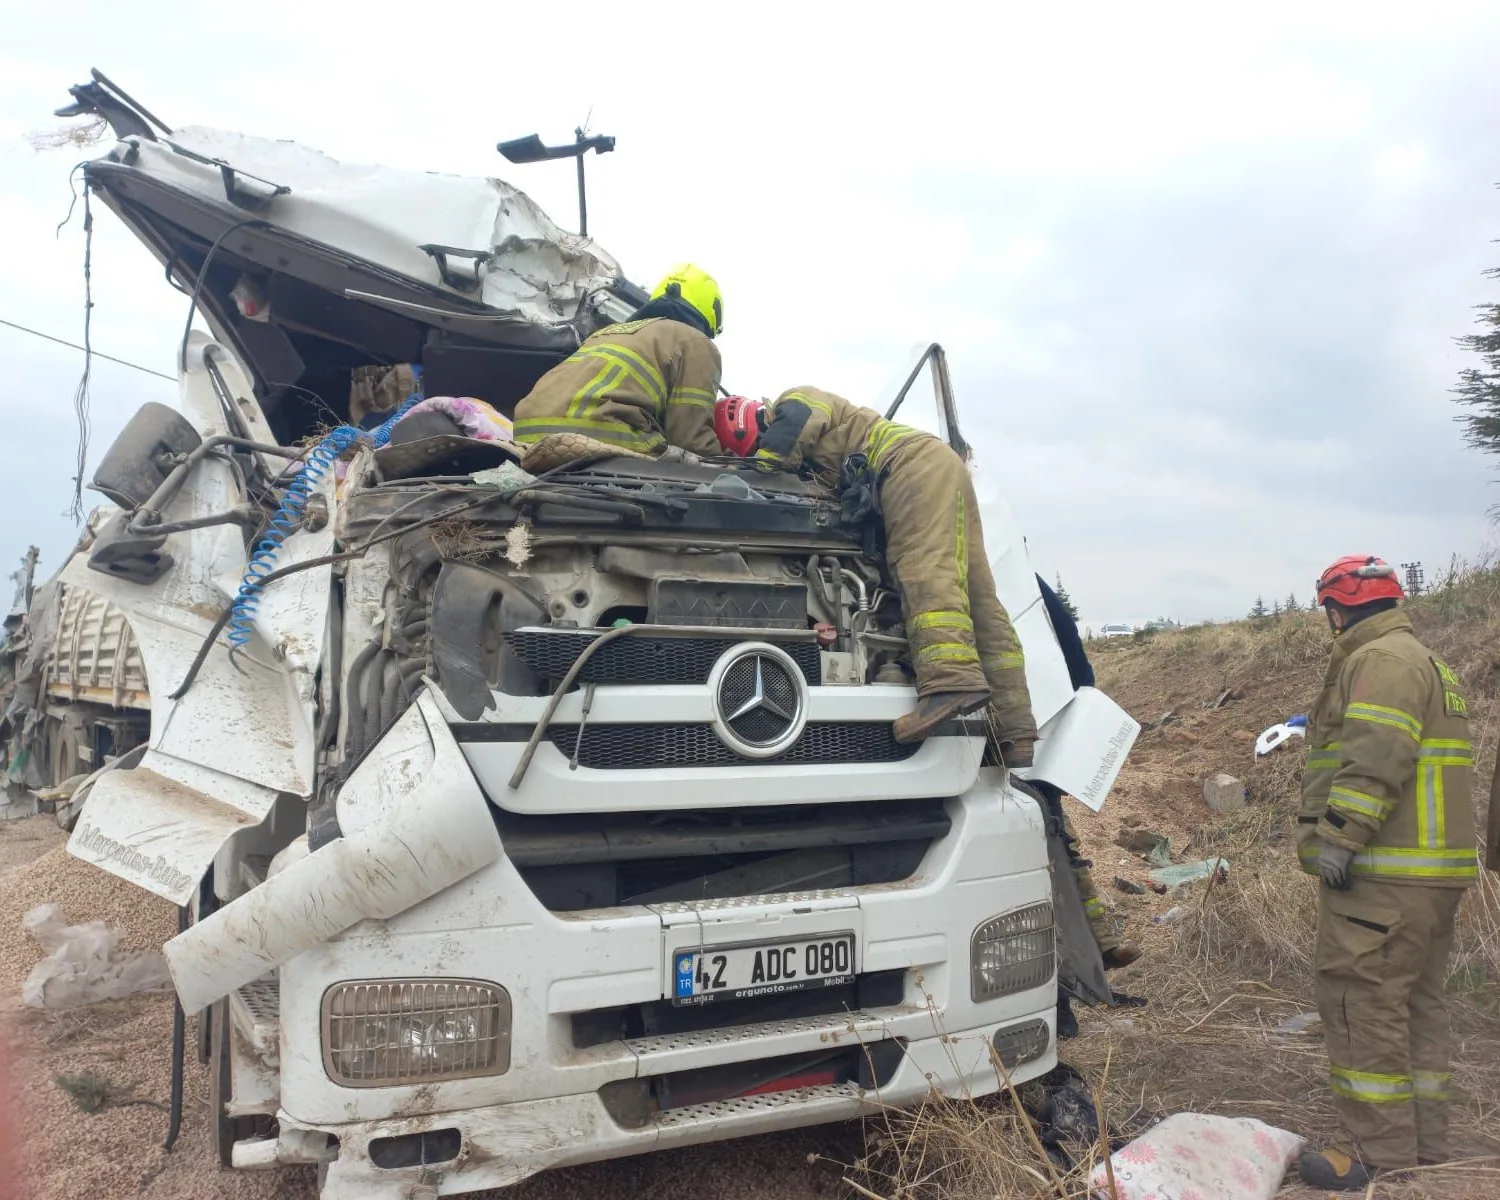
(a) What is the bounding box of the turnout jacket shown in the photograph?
[513,317,721,457]
[1297,608,1477,888]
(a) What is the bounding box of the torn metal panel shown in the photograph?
[165,692,502,1015]
[67,751,280,905]
[1016,686,1140,812]
[87,127,625,349]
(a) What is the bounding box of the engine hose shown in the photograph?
[342,638,382,760]
[379,656,402,731]
[363,650,389,751]
[224,377,425,668]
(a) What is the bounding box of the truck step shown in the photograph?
[232,975,280,1064]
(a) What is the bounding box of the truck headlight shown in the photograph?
[970,903,1055,1001]
[322,979,511,1087]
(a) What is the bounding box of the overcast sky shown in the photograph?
[2,1,1499,628]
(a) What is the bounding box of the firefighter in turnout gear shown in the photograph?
[1296,555,1479,1191]
[513,264,724,458]
[712,389,1038,755]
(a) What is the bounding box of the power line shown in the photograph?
[0,315,175,383]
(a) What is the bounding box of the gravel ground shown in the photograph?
[0,819,861,1199]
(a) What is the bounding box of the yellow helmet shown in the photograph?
[651,264,723,338]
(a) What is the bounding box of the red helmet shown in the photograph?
[713,395,764,457]
[1315,555,1405,608]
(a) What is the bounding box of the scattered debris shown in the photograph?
[1275,1011,1322,1036]
[503,521,532,568]
[1254,722,1306,757]
[470,462,536,493]
[1143,709,1177,732]
[54,1071,166,1116]
[1089,1112,1304,1200]
[1208,687,1237,709]
[1152,906,1187,925]
[1203,772,1247,812]
[1115,828,1169,856]
[21,904,172,1010]
[1148,881,1170,895]
[1113,877,1147,895]
[34,774,86,811]
[1149,856,1230,890]
[1021,1064,1105,1171]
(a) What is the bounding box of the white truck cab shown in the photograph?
[53,72,1138,1199]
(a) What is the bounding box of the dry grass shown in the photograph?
[24,118,110,152]
[854,566,1500,1199]
[842,1047,1107,1200]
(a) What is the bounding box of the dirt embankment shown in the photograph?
[1,573,1498,1199]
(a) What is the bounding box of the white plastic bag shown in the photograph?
[1090,1112,1304,1200]
[20,904,172,1010]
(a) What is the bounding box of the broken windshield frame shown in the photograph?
[883,343,970,461]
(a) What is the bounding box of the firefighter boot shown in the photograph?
[1299,1146,1376,1191]
[1101,944,1144,970]
[1055,991,1079,1040]
[892,691,990,744]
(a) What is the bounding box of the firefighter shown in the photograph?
[512,264,724,458]
[713,390,1037,755]
[1296,555,1479,1191]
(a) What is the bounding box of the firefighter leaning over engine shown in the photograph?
[1295,555,1479,1192]
[712,390,1038,757]
[513,264,724,459]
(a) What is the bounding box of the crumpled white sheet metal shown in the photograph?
[118,127,625,331]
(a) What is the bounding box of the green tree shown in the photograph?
[1249,596,1268,620]
[1053,574,1079,622]
[1272,599,1283,618]
[1285,591,1299,613]
[1453,275,1500,462]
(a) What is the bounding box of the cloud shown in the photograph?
[1,1,1498,629]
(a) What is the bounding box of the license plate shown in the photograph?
[672,933,855,1005]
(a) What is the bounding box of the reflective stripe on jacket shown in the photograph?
[1297,608,1478,887]
[752,386,927,486]
[512,318,722,456]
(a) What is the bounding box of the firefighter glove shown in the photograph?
[1317,840,1356,890]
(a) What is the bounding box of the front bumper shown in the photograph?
[256,766,1052,1197]
[289,1007,1056,1198]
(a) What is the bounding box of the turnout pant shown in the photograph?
[877,437,1036,742]
[1314,878,1463,1168]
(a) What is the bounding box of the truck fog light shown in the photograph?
[322,979,511,1086]
[991,1018,1051,1069]
[970,902,1055,1002]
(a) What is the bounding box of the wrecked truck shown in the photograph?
[0,514,151,797]
[54,73,1140,1199]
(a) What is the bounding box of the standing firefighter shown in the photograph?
[513,264,724,459]
[712,389,1037,755]
[1296,555,1479,1191]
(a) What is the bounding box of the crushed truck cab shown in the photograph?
[55,73,1138,1199]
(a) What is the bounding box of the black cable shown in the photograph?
[162,904,187,1152]
[0,317,175,381]
[167,492,497,701]
[178,219,268,372]
[167,458,590,700]
[68,184,94,523]
[167,604,234,700]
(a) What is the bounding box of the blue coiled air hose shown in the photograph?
[226,381,424,666]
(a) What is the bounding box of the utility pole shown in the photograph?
[1401,562,1425,597]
